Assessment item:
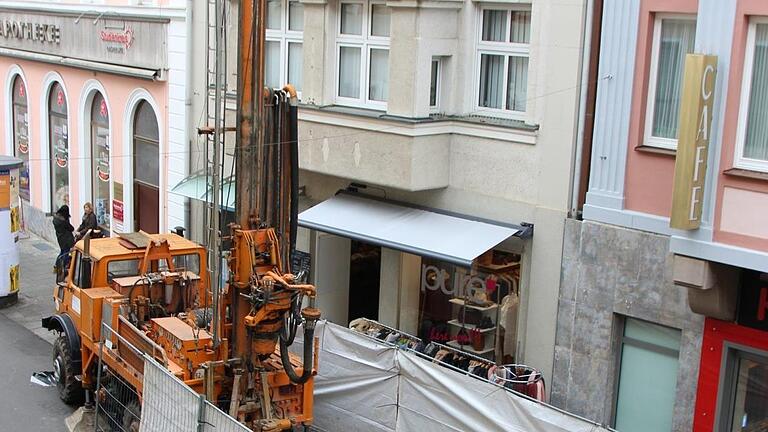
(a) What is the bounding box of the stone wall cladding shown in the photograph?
[22,201,57,245]
[551,219,704,430]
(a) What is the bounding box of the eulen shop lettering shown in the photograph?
[0,20,60,44]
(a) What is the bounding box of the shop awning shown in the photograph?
[298,192,530,267]
[169,172,236,211]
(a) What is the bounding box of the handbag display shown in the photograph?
[457,306,482,325]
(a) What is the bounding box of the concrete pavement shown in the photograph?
[1,231,60,344]
[0,307,74,431]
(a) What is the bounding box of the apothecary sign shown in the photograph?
[0,9,167,71]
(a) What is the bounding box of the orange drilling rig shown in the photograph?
[42,0,320,430]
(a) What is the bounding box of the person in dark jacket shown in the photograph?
[53,205,75,255]
[75,202,98,240]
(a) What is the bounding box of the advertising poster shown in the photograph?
[0,169,10,210]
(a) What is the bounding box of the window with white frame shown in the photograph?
[644,15,696,150]
[429,57,441,112]
[266,0,304,93]
[476,7,531,117]
[735,19,768,172]
[336,0,390,108]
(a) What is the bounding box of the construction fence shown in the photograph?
[288,321,615,432]
[94,324,249,432]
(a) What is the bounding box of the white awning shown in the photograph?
[0,47,162,81]
[298,193,522,267]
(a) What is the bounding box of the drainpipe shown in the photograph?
[569,0,595,219]
[185,0,194,231]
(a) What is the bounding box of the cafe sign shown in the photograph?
[670,54,717,230]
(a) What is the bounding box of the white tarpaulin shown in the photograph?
[298,193,520,267]
[294,321,612,432]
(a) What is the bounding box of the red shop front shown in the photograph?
[693,271,768,432]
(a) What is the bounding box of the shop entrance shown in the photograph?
[348,241,381,321]
[132,100,159,233]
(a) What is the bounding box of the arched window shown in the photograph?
[91,92,110,232]
[48,82,69,211]
[11,75,29,201]
[133,100,159,233]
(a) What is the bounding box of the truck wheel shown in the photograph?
[53,335,84,405]
[122,400,141,432]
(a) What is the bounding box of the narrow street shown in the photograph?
[0,233,73,431]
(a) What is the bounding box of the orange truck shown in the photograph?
[43,227,319,432]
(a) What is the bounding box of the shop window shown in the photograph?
[418,250,520,363]
[643,15,696,150]
[734,19,768,172]
[266,0,304,93]
[133,100,159,233]
[48,82,69,211]
[11,75,29,201]
[91,92,110,233]
[718,347,768,431]
[336,0,390,108]
[476,7,531,117]
[613,317,681,432]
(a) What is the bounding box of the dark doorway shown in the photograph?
[132,100,159,233]
[348,241,381,322]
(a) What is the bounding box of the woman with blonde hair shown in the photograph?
[75,202,99,240]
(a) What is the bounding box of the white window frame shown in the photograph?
[266,0,304,96]
[474,5,531,120]
[643,14,697,150]
[335,0,390,110]
[734,17,768,172]
[429,57,442,113]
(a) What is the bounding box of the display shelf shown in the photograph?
[449,298,498,311]
[477,261,520,273]
[447,319,496,333]
[446,340,495,355]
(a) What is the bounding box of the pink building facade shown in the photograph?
[552,0,768,431]
[0,1,194,243]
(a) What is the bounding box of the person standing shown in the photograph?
[75,202,98,240]
[52,205,75,273]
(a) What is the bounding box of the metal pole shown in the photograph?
[210,0,225,347]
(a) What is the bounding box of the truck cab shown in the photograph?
[43,232,209,405]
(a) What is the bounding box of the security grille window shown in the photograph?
[91,92,111,232]
[476,8,530,116]
[266,0,304,93]
[48,82,69,211]
[336,0,390,108]
[719,348,768,432]
[11,76,29,201]
[613,318,681,432]
[735,20,768,172]
[429,58,441,112]
[644,16,696,150]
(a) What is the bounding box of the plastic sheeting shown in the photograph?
[294,321,612,432]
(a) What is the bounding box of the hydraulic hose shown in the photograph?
[279,320,314,384]
[285,86,299,261]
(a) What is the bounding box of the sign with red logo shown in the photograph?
[56,89,64,106]
[112,200,124,223]
[18,82,24,97]
[100,27,134,54]
[99,99,108,118]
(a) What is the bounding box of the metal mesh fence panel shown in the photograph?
[139,358,202,432]
[94,326,145,432]
[200,401,252,432]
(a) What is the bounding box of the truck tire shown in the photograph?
[53,334,84,405]
[122,399,141,432]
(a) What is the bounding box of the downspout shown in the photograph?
[569,0,595,219]
[184,0,194,231]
